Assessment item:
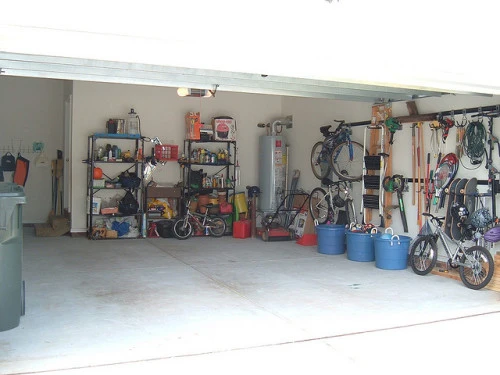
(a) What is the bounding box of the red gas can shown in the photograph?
[233,220,251,239]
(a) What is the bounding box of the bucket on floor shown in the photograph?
[374,234,411,270]
[346,230,378,262]
[315,224,345,255]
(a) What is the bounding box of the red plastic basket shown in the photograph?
[154,144,179,161]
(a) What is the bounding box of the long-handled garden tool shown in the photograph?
[383,174,408,233]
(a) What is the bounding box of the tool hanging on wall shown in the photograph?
[383,174,408,233]
[411,123,417,206]
[455,110,468,159]
[429,120,442,158]
[416,122,423,228]
[440,117,454,144]
[385,117,402,146]
[425,153,431,212]
[429,152,441,209]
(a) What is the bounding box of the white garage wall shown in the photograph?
[0,76,64,223]
[283,94,500,239]
[71,81,282,232]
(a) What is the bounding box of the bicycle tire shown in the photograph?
[459,246,494,290]
[208,217,227,237]
[409,235,438,275]
[330,141,367,182]
[172,219,193,240]
[311,141,331,180]
[309,187,329,224]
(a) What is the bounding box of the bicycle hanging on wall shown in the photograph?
[310,120,367,181]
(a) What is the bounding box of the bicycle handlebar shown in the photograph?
[422,212,445,225]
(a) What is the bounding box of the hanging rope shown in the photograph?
[463,121,486,164]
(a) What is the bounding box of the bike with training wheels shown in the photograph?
[409,212,494,290]
[310,120,367,181]
[172,199,227,240]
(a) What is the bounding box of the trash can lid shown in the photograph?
[0,182,25,198]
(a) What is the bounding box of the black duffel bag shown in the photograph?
[156,219,175,238]
[119,172,141,189]
[118,190,139,214]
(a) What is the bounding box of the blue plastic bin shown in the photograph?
[346,230,377,262]
[374,234,412,270]
[316,224,345,255]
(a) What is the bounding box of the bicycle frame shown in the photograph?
[331,140,354,163]
[311,180,357,225]
[432,225,465,266]
[179,201,214,231]
[429,219,481,268]
[319,123,351,161]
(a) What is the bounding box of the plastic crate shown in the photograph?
[154,144,179,161]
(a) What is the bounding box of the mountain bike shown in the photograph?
[310,120,367,181]
[172,199,227,239]
[409,212,494,290]
[309,177,358,226]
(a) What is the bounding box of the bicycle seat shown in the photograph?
[200,203,214,209]
[320,125,332,136]
[321,177,336,186]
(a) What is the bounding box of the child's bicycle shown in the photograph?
[172,199,227,240]
[409,212,494,290]
[310,120,366,181]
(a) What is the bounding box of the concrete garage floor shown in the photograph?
[1,228,499,375]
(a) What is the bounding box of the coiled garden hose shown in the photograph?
[463,121,486,164]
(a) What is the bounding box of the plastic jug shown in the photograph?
[127,108,141,135]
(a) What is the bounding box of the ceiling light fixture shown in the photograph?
[177,84,219,98]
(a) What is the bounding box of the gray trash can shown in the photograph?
[0,182,26,332]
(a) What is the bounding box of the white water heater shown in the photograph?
[258,135,287,211]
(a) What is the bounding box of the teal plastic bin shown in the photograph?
[316,224,345,255]
[374,234,411,270]
[0,182,26,332]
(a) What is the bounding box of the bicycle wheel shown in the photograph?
[330,141,366,181]
[409,235,438,275]
[208,217,227,237]
[309,187,329,224]
[345,199,357,227]
[459,246,494,290]
[311,141,331,180]
[172,218,193,240]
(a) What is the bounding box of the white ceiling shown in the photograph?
[1,0,499,101]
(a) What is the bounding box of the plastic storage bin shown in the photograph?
[346,230,377,262]
[0,182,26,332]
[316,224,345,255]
[374,234,411,270]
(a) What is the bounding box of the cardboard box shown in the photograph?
[147,186,182,198]
[185,112,201,140]
[212,116,236,141]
